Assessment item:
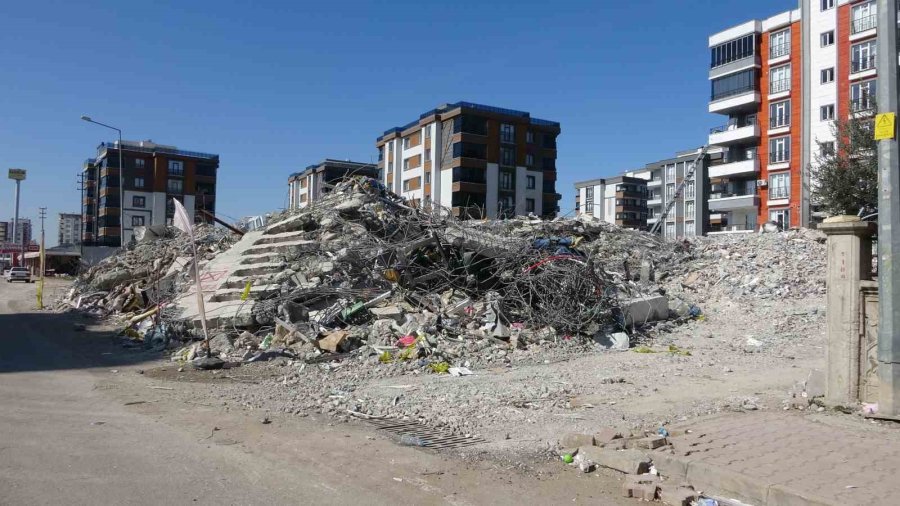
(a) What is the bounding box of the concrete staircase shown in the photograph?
[176,213,319,329]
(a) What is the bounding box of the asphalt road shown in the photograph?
[0,279,634,505]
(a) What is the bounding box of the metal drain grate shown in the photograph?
[365,418,487,450]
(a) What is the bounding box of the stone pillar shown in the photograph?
[820,216,876,406]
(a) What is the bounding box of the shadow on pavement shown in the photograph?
[0,310,165,375]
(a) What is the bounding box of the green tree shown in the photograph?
[810,111,879,217]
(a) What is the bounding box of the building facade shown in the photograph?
[375,102,561,219]
[4,218,32,245]
[0,221,7,242]
[58,213,81,247]
[82,140,219,246]
[574,176,649,229]
[707,0,882,231]
[287,159,379,210]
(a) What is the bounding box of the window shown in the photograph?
[666,183,676,200]
[500,123,515,144]
[821,104,835,121]
[710,34,756,68]
[851,79,877,112]
[769,100,791,128]
[500,171,513,190]
[821,0,834,10]
[403,158,410,171]
[821,141,836,156]
[133,158,145,169]
[131,215,145,227]
[711,69,757,101]
[167,179,183,193]
[769,173,790,200]
[424,125,431,139]
[665,164,676,182]
[769,136,791,164]
[852,1,877,34]
[403,137,410,149]
[851,40,877,74]
[770,29,790,59]
[132,196,145,208]
[402,179,411,192]
[527,175,536,190]
[685,201,695,217]
[665,222,676,240]
[526,131,534,144]
[820,30,834,47]
[501,147,515,166]
[526,153,534,166]
[821,67,835,84]
[769,208,791,230]
[585,187,594,213]
[168,160,183,176]
[388,161,394,172]
[685,221,696,237]
[525,198,536,213]
[425,171,431,184]
[424,149,431,162]
[770,64,791,94]
[134,177,145,188]
[453,142,487,159]
[685,181,695,200]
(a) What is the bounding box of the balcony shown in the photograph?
[708,194,758,211]
[851,98,876,114]
[648,197,662,206]
[647,178,662,187]
[851,56,876,75]
[709,119,760,146]
[769,42,790,61]
[709,158,759,178]
[769,78,791,96]
[768,186,790,200]
[851,14,877,35]
[709,86,761,114]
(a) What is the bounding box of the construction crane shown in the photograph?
[649,145,710,236]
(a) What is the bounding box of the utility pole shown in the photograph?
[37,207,46,309]
[876,0,900,417]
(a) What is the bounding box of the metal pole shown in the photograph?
[117,130,123,249]
[12,180,20,267]
[876,0,900,416]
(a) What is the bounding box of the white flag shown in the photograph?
[172,198,193,237]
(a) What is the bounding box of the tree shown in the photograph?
[810,111,879,217]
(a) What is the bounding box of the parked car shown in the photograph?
[5,267,32,283]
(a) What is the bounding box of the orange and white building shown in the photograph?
[707,0,883,231]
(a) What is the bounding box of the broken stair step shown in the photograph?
[232,262,285,277]
[239,252,286,265]
[210,284,282,302]
[252,230,310,245]
[222,275,282,289]
[243,239,320,255]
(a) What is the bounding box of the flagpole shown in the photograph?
[172,197,210,353]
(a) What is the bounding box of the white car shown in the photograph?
[5,267,32,283]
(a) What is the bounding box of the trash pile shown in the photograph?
[60,224,238,348]
[163,177,700,368]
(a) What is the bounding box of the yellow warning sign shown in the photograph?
[875,112,896,140]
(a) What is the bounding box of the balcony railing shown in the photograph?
[852,14,877,34]
[770,116,791,129]
[851,98,876,113]
[851,56,877,74]
[770,42,790,59]
[711,84,756,102]
[769,187,790,199]
[710,117,758,134]
[770,78,791,94]
[769,151,791,164]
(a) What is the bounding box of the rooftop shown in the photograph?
[288,159,377,180]
[377,101,560,141]
[96,140,218,160]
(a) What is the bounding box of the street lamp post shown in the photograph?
[80,115,123,248]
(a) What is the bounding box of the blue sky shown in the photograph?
[0,0,791,244]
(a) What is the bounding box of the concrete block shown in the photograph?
[623,296,669,326]
[659,485,697,506]
[593,427,623,445]
[601,439,627,450]
[686,460,769,506]
[594,332,630,350]
[370,305,404,322]
[622,475,660,500]
[592,448,651,475]
[634,436,668,450]
[318,330,349,353]
[650,451,688,482]
[561,433,594,448]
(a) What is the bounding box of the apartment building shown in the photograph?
[0,222,7,243]
[287,159,379,210]
[645,148,723,239]
[375,102,561,219]
[82,140,219,246]
[3,218,33,245]
[707,0,883,231]
[58,213,81,247]
[574,176,649,229]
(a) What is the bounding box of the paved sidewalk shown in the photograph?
[656,412,900,506]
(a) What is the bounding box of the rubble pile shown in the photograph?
[170,177,696,369]
[665,229,827,303]
[62,224,237,324]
